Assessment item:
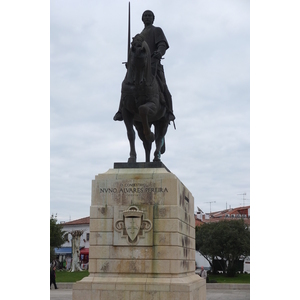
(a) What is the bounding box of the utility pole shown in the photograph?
[237,193,246,207]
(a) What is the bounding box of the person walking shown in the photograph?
[199,266,207,280]
[50,266,58,289]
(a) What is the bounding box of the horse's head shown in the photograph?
[131,34,147,57]
[125,34,152,86]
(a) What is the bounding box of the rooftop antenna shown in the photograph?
[204,201,216,214]
[240,198,250,206]
[237,193,246,207]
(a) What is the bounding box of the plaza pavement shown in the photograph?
[50,283,250,300]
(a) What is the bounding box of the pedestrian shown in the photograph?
[199,266,207,280]
[50,266,58,289]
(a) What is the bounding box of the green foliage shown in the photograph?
[196,219,250,276]
[208,273,250,283]
[50,214,67,261]
[55,270,89,282]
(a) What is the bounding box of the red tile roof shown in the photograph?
[63,217,90,225]
[195,206,250,226]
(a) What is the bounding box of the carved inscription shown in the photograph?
[99,183,169,194]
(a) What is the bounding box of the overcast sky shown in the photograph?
[2,1,300,296]
[50,0,250,222]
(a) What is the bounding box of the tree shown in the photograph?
[69,230,84,272]
[196,219,250,276]
[50,214,66,262]
[195,224,215,270]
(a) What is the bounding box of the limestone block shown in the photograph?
[115,277,147,291]
[153,218,179,232]
[89,232,113,246]
[108,246,153,259]
[89,245,154,260]
[153,232,194,248]
[90,218,113,232]
[91,168,189,208]
[153,218,194,237]
[145,277,171,291]
[91,289,101,300]
[72,277,92,289]
[89,246,110,259]
[90,205,114,219]
[87,258,97,273]
[100,290,130,300]
[72,289,92,300]
[72,275,206,300]
[152,245,195,261]
[153,205,192,221]
[73,167,205,300]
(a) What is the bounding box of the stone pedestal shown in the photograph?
[73,164,206,300]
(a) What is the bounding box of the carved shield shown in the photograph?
[125,216,141,242]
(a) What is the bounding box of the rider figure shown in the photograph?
[113,10,175,122]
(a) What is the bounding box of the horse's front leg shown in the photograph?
[153,119,168,162]
[153,138,163,162]
[123,109,137,163]
[138,102,156,142]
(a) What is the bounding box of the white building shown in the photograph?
[54,217,90,269]
[195,251,211,272]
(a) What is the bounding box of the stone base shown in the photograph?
[73,166,206,299]
[73,274,206,300]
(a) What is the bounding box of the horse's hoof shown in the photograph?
[128,157,136,163]
[153,153,161,162]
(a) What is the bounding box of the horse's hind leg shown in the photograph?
[123,109,137,163]
[153,120,168,162]
[134,121,152,162]
[138,103,156,142]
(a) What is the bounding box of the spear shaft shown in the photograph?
[122,2,131,65]
[127,2,131,63]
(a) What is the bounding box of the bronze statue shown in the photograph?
[114,10,175,122]
[114,10,175,163]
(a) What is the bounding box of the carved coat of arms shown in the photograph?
[115,206,152,245]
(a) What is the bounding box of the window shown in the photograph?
[64,233,69,242]
[86,233,90,241]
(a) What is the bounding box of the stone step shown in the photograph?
[56,282,250,290]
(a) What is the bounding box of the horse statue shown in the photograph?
[120,34,170,163]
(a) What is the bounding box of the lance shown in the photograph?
[127,2,130,63]
[122,2,131,65]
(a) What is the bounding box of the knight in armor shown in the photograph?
[114,10,175,122]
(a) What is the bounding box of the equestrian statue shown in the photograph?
[114,8,175,163]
